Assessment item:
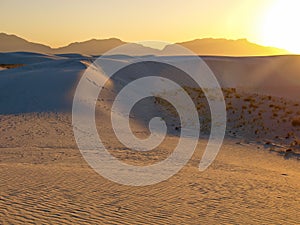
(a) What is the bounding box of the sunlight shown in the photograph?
[260,0,300,54]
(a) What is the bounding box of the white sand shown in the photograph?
[0,53,299,224]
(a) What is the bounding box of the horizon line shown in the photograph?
[0,32,291,53]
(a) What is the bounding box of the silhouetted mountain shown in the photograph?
[0,33,159,56]
[0,33,52,53]
[0,33,290,56]
[55,39,161,55]
[163,38,289,56]
[54,38,126,55]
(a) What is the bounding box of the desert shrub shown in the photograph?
[244,97,253,102]
[286,132,294,139]
[292,118,300,127]
[249,103,258,109]
[0,64,24,69]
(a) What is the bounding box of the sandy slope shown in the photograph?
[0,53,299,224]
[0,113,299,224]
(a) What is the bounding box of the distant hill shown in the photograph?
[163,38,289,56]
[54,39,160,55]
[54,38,126,55]
[0,33,52,53]
[0,33,290,56]
[0,33,159,56]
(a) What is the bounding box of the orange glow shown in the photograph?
[260,0,300,53]
[0,0,297,54]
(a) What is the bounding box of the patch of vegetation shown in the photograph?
[292,117,300,127]
[0,64,24,69]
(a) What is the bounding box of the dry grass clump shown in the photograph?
[249,103,258,109]
[0,64,24,69]
[292,117,300,127]
[235,93,241,98]
[243,97,253,102]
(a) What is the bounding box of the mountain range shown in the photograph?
[0,33,290,56]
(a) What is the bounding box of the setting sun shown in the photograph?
[260,0,300,54]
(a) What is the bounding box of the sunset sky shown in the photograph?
[1,0,300,53]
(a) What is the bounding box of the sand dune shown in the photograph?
[0,53,87,114]
[204,55,300,100]
[0,52,299,224]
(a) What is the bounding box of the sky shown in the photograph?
[1,0,300,53]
